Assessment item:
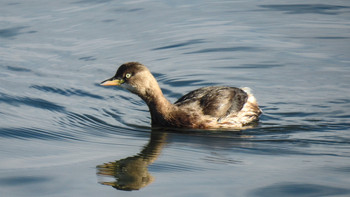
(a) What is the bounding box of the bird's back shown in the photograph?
[174,86,248,119]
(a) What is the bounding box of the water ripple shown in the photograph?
[0,93,65,112]
[6,66,32,72]
[251,182,350,197]
[0,26,28,38]
[150,161,207,172]
[30,85,103,99]
[74,0,112,4]
[63,112,113,129]
[56,111,148,138]
[0,176,52,186]
[259,4,350,15]
[234,64,284,69]
[0,127,77,140]
[79,56,97,61]
[314,36,350,40]
[184,46,259,54]
[152,39,205,50]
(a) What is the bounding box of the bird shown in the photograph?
[101,62,261,129]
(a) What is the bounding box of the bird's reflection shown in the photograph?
[96,128,255,191]
[96,130,167,191]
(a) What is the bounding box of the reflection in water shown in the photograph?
[96,131,167,191]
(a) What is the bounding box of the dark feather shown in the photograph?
[175,86,247,118]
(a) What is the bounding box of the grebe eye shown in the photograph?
[125,73,132,78]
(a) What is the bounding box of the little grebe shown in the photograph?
[101,62,261,129]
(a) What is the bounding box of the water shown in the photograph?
[1,0,350,196]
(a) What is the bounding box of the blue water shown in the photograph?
[1,0,350,196]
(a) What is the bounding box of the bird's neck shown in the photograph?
[138,84,175,125]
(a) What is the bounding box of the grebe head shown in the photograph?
[100,62,159,96]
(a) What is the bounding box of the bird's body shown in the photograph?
[101,62,261,129]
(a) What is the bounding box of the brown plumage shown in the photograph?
[101,62,261,129]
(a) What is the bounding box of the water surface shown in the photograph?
[1,0,350,196]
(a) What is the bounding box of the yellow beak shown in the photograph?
[100,78,124,86]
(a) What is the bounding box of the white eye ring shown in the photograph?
[125,73,132,78]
